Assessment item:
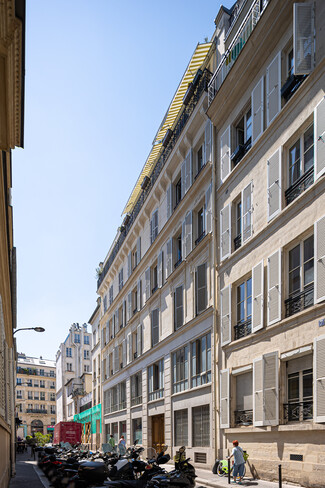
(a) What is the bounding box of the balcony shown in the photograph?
[285,167,314,206]
[208,0,269,105]
[283,401,313,422]
[131,395,142,407]
[234,409,253,426]
[231,137,252,167]
[174,257,182,269]
[16,367,56,377]
[234,318,252,340]
[234,233,242,251]
[148,388,164,402]
[281,74,306,103]
[26,409,48,414]
[195,231,206,246]
[285,284,314,318]
[194,162,207,180]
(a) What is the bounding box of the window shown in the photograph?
[67,363,73,372]
[68,403,73,416]
[231,106,252,166]
[191,333,211,387]
[195,206,205,245]
[148,359,164,401]
[34,391,39,400]
[174,285,184,330]
[109,285,114,306]
[196,144,204,176]
[174,409,188,446]
[16,378,22,385]
[17,404,23,413]
[34,380,39,387]
[174,232,182,269]
[175,177,182,209]
[84,335,90,345]
[74,334,80,344]
[40,392,45,401]
[285,355,313,422]
[39,369,44,376]
[50,370,55,377]
[132,286,138,315]
[84,350,90,360]
[131,372,142,406]
[28,391,33,400]
[103,295,108,313]
[132,418,142,444]
[150,209,159,244]
[66,347,72,357]
[281,48,306,103]
[234,277,252,340]
[151,309,159,347]
[151,264,158,294]
[234,199,242,250]
[192,405,210,447]
[286,235,314,317]
[40,380,45,388]
[50,393,55,402]
[286,124,314,205]
[119,268,124,291]
[84,365,90,372]
[16,390,22,399]
[235,371,253,425]
[195,263,207,315]
[172,345,189,393]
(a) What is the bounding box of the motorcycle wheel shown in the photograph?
[216,463,226,477]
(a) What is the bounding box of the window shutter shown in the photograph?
[266,52,281,126]
[167,183,172,219]
[263,351,279,426]
[127,333,132,364]
[137,237,141,264]
[196,263,207,315]
[166,238,173,278]
[115,309,119,334]
[314,335,325,423]
[205,119,212,164]
[315,215,325,304]
[128,251,132,278]
[267,148,282,221]
[137,324,142,356]
[220,125,231,182]
[122,340,127,368]
[182,219,186,260]
[220,285,231,346]
[137,279,142,311]
[293,2,314,75]
[267,249,282,325]
[205,183,212,234]
[252,76,264,144]
[174,286,183,329]
[181,160,186,199]
[123,300,126,327]
[253,357,264,426]
[252,260,264,333]
[127,292,132,322]
[158,250,163,288]
[242,181,253,243]
[220,369,230,428]
[315,97,325,180]
[220,203,231,261]
[184,211,192,258]
[150,217,153,244]
[185,149,193,194]
[145,268,151,302]
[151,310,159,347]
[113,347,119,374]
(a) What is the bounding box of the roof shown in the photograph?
[17,354,55,368]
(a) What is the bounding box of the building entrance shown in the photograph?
[151,414,164,451]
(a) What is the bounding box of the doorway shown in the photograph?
[151,414,164,452]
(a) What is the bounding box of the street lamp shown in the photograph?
[13,327,45,335]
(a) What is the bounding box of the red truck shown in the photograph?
[53,421,82,445]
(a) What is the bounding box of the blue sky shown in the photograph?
[13,0,234,359]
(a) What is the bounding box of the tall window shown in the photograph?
[192,405,210,447]
[174,285,184,330]
[67,363,72,372]
[191,333,211,387]
[232,106,252,166]
[132,418,142,444]
[119,268,124,291]
[16,390,22,399]
[175,233,182,268]
[235,277,252,340]
[196,144,204,175]
[109,285,114,306]
[196,206,205,244]
[172,345,189,393]
[151,309,159,347]
[84,350,90,359]
[195,263,207,315]
[175,178,182,209]
[131,372,142,406]
[84,336,90,345]
[66,347,72,357]
[235,372,253,425]
[148,359,164,401]
[234,199,242,250]
[150,210,159,244]
[174,409,188,446]
[285,355,313,422]
[17,377,22,385]
[74,334,80,343]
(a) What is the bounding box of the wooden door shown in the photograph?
[151,414,164,452]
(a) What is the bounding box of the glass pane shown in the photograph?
[289,140,301,185]
[246,278,252,298]
[289,268,300,295]
[237,301,245,322]
[288,375,299,401]
[304,236,314,262]
[289,245,300,272]
[246,109,252,142]
[304,260,314,287]
[304,125,314,172]
[247,296,252,319]
[303,372,313,399]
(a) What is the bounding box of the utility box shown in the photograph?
[53,421,82,445]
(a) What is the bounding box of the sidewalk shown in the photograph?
[9,449,49,488]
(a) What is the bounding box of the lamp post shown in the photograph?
[13,327,45,335]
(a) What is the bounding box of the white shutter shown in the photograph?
[263,351,279,426]
[205,183,212,234]
[128,251,132,278]
[122,340,127,368]
[182,219,186,260]
[314,335,325,423]
[252,260,264,333]
[293,3,314,75]
[253,357,264,426]
[220,285,231,346]
[181,160,186,198]
[315,215,325,304]
[166,238,173,278]
[137,237,141,264]
[220,203,231,261]
[150,217,153,244]
[167,183,172,220]
[185,149,192,193]
[115,309,119,334]
[137,279,142,311]
[267,249,282,325]
[205,119,212,164]
[158,250,163,288]
[252,76,264,144]
[266,52,281,126]
[267,148,282,221]
[242,181,252,243]
[127,292,132,322]
[220,369,230,428]
[123,300,126,327]
[127,333,132,364]
[145,267,150,302]
[184,211,192,258]
[220,125,231,182]
[137,324,142,356]
[314,97,325,180]
[113,347,119,373]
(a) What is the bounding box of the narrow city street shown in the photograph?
[9,449,49,488]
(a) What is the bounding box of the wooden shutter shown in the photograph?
[315,97,325,180]
[220,369,230,428]
[166,238,173,278]
[184,211,192,258]
[127,332,132,364]
[137,324,142,356]
[220,285,231,346]
[150,216,153,244]
[314,335,325,423]
[145,267,151,302]
[185,149,192,194]
[181,160,186,199]
[293,3,314,75]
[137,279,142,311]
[137,236,141,263]
[252,76,264,144]
[122,339,127,368]
[205,119,212,164]
[196,263,207,315]
[151,309,159,347]
[267,148,282,221]
[167,183,172,219]
[113,347,119,373]
[252,260,264,333]
[263,351,279,426]
[267,249,282,325]
[242,181,252,243]
[174,286,183,329]
[158,250,163,288]
[127,292,132,322]
[220,203,231,261]
[266,52,281,126]
[315,215,325,304]
[128,252,132,278]
[205,183,212,234]
[123,300,126,327]
[115,309,119,334]
[253,357,264,426]
[220,125,231,182]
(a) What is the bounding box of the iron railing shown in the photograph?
[234,234,242,251]
[16,367,56,377]
[234,318,252,340]
[285,284,314,318]
[194,162,207,180]
[195,231,206,246]
[97,69,212,290]
[26,409,48,414]
[283,401,313,422]
[208,0,269,105]
[285,167,314,206]
[235,409,253,425]
[174,257,182,269]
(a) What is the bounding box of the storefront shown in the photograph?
[74,404,102,450]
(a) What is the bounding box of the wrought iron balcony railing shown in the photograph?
[234,318,252,340]
[98,69,212,290]
[26,409,48,414]
[285,167,314,206]
[174,257,182,269]
[195,231,206,246]
[285,284,314,318]
[283,400,313,422]
[234,233,242,251]
[235,409,253,425]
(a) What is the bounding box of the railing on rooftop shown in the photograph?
[208,0,269,106]
[97,68,212,289]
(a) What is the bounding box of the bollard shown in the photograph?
[279,464,282,488]
[228,458,231,484]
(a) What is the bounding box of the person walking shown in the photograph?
[118,435,126,455]
[227,440,245,484]
[108,434,115,453]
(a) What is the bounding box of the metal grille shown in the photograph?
[290,454,303,461]
[285,167,314,206]
[194,452,207,464]
[285,284,314,318]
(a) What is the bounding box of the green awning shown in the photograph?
[74,404,101,434]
